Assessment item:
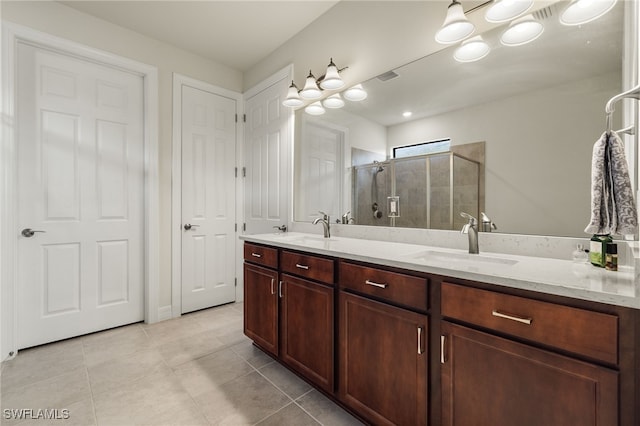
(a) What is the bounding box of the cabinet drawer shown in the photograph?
[339,262,428,312]
[244,243,278,268]
[281,250,335,283]
[441,282,618,364]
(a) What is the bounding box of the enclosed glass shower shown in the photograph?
[353,152,480,230]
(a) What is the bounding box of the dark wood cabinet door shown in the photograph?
[280,273,334,392]
[243,263,279,356]
[441,321,618,426]
[339,291,428,426]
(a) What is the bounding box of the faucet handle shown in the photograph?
[460,212,477,225]
[318,211,329,221]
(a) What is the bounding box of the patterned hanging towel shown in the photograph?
[585,131,638,235]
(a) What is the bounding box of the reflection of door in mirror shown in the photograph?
[297,120,345,222]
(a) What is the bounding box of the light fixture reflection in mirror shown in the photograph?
[435,0,476,44]
[500,14,544,46]
[343,84,368,101]
[323,93,345,109]
[305,101,325,115]
[454,35,491,62]
[485,0,534,23]
[560,0,617,26]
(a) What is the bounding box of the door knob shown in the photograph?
[21,228,46,238]
[183,224,200,230]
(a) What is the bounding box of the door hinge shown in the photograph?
[242,167,246,177]
[243,223,246,232]
[243,114,246,123]
[235,167,238,178]
[235,223,237,232]
[235,114,238,123]
[235,277,237,287]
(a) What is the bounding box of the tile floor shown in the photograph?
[0,302,363,426]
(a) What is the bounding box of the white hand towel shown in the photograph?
[585,131,638,235]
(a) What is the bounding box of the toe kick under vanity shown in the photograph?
[240,233,640,426]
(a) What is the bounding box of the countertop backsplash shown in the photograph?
[289,222,637,267]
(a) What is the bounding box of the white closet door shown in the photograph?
[181,85,236,314]
[17,43,144,349]
[244,77,291,234]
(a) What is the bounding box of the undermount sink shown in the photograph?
[273,234,338,246]
[410,250,518,267]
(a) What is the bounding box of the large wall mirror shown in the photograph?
[294,0,638,238]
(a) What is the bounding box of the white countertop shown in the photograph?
[240,232,640,309]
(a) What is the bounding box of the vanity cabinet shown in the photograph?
[440,282,619,426]
[243,244,335,392]
[279,250,335,393]
[243,239,640,426]
[243,243,279,356]
[339,261,428,426]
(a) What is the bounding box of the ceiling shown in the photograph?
[59,0,339,72]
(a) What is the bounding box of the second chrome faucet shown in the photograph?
[313,211,331,238]
[460,212,479,254]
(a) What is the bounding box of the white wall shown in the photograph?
[1,1,243,309]
[387,72,621,237]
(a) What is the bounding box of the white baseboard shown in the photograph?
[157,305,173,322]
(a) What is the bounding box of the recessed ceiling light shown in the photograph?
[403,112,413,118]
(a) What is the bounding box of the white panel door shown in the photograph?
[298,120,344,221]
[16,43,144,349]
[244,77,291,234]
[181,85,236,314]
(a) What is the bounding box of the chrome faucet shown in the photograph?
[460,212,479,254]
[480,212,497,232]
[341,211,355,224]
[313,211,331,238]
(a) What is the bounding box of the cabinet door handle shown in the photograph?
[295,264,309,270]
[365,279,388,289]
[492,310,532,325]
[441,335,446,364]
[251,253,262,258]
[270,278,275,295]
[279,281,283,298]
[417,326,424,355]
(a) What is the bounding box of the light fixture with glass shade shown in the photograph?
[454,36,490,62]
[282,81,304,107]
[343,84,368,101]
[560,0,617,26]
[305,101,325,115]
[485,0,533,23]
[323,93,345,109]
[435,0,475,44]
[319,58,346,90]
[299,71,322,100]
[500,14,544,46]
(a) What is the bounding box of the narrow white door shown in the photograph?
[298,119,344,221]
[16,43,144,349]
[244,77,291,234]
[181,85,236,314]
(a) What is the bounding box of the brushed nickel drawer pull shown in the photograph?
[270,278,275,295]
[295,264,310,270]
[279,281,284,298]
[251,253,262,258]
[365,279,388,289]
[441,335,446,364]
[492,310,533,325]
[417,327,424,355]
